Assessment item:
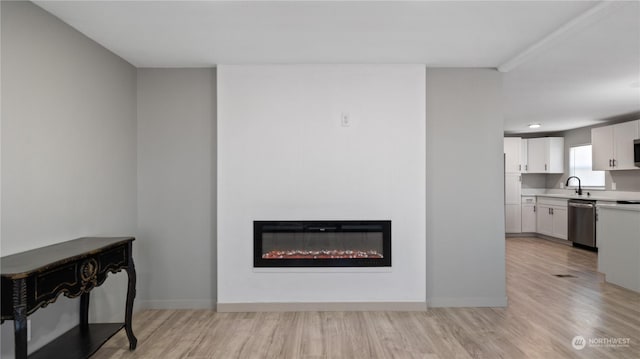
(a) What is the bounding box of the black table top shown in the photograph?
[1,237,134,279]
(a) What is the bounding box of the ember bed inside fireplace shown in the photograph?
[254,220,391,267]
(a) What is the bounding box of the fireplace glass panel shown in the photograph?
[254,221,391,267]
[262,232,384,259]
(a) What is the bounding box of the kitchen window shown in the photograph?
[569,144,605,188]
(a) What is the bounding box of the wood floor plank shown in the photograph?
[94,237,640,358]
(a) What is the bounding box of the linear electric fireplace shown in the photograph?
[254,220,391,267]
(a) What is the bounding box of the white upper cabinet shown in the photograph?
[592,125,613,171]
[504,137,522,173]
[613,120,639,170]
[527,137,564,173]
[527,138,546,173]
[520,139,528,173]
[592,120,640,171]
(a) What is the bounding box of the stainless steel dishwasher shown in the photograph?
[568,199,597,249]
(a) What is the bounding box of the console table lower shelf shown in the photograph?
[1,237,137,359]
[30,323,125,359]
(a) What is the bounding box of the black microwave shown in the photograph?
[635,139,640,167]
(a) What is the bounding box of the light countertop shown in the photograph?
[521,189,640,202]
[596,202,640,212]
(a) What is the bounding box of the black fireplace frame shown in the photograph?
[253,220,391,267]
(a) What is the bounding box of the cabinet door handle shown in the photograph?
[545,164,547,171]
[533,205,536,212]
[612,159,616,167]
[525,165,528,171]
[519,164,521,171]
[609,159,612,167]
[551,208,554,215]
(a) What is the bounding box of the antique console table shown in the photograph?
[1,237,137,359]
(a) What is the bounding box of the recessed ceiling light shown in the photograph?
[528,123,541,129]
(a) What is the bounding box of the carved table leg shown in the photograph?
[124,242,138,350]
[13,278,28,359]
[80,292,90,331]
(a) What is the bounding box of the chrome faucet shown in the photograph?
[566,176,582,196]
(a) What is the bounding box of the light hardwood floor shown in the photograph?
[94,237,640,358]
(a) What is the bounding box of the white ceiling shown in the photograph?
[503,0,640,134]
[34,0,640,134]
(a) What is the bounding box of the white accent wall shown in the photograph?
[217,65,426,305]
[425,68,507,307]
[1,1,137,356]
[136,68,217,309]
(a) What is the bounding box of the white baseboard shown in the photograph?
[138,299,216,310]
[506,233,571,246]
[133,300,145,313]
[427,296,508,308]
[217,301,427,312]
[136,298,508,311]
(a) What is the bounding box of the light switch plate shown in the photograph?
[340,112,351,127]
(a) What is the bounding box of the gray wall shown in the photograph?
[521,174,546,189]
[1,1,137,356]
[426,69,507,307]
[545,123,640,192]
[545,126,591,189]
[609,170,640,192]
[136,69,216,309]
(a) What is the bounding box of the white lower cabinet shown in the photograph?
[504,173,521,233]
[506,204,522,233]
[536,197,568,240]
[521,196,536,233]
[537,205,554,236]
[551,207,568,240]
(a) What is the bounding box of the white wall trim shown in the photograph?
[217,301,427,312]
[427,297,508,308]
[138,300,217,310]
[498,0,621,72]
[252,267,393,273]
[506,233,572,246]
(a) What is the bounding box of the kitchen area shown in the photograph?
[504,118,640,293]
